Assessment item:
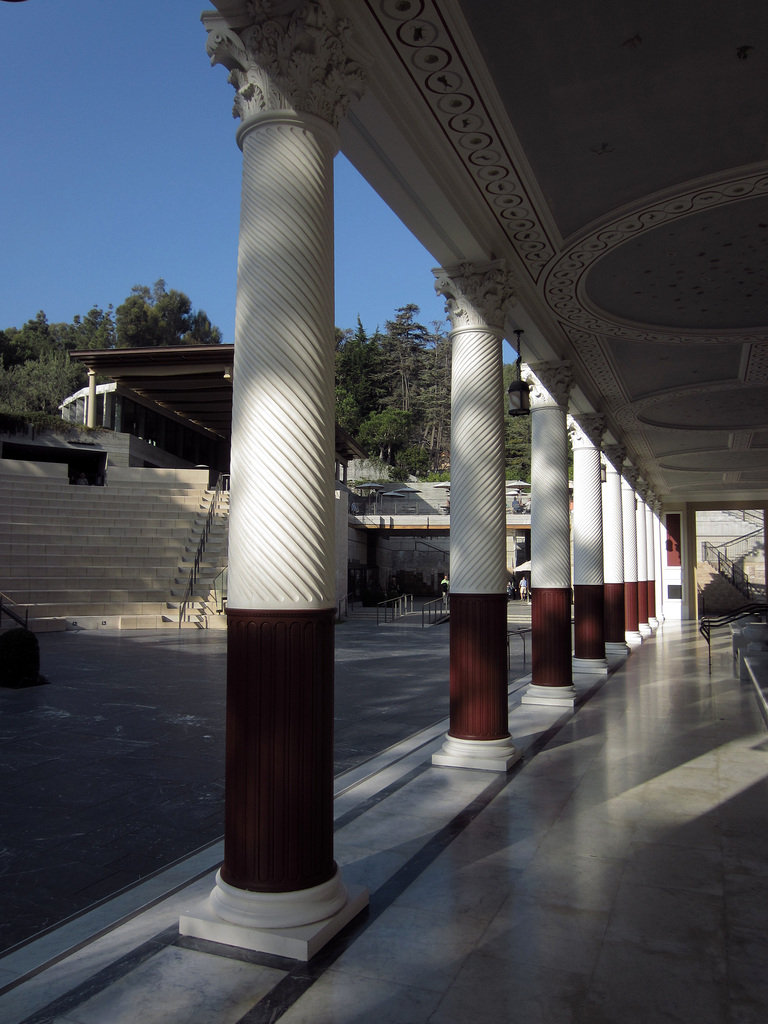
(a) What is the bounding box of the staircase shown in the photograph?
[698,561,754,617]
[172,489,230,629]
[0,472,215,631]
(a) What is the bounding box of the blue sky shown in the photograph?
[0,0,448,343]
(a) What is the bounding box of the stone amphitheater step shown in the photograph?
[3,472,216,630]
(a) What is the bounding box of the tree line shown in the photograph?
[0,286,531,482]
[336,304,531,482]
[0,280,221,418]
[335,305,451,479]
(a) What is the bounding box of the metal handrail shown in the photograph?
[507,627,532,668]
[178,474,229,627]
[376,592,414,625]
[422,595,449,627]
[718,552,761,601]
[213,566,228,614]
[337,592,354,620]
[699,603,768,673]
[0,592,28,629]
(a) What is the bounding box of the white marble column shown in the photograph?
[181,2,367,961]
[636,482,652,637]
[653,500,666,623]
[570,415,608,675]
[622,468,643,646]
[645,492,659,630]
[602,446,629,661]
[431,261,520,772]
[87,369,97,428]
[523,362,576,707]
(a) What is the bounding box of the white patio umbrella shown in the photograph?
[515,560,532,572]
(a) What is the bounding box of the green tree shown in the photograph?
[357,408,412,464]
[379,304,429,413]
[0,351,83,416]
[0,311,54,367]
[334,319,384,432]
[115,279,222,348]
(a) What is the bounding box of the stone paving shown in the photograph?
[0,606,531,953]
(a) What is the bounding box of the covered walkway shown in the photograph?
[2,619,767,1023]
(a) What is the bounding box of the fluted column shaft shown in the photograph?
[228,119,336,613]
[636,489,650,633]
[523,364,575,702]
[643,499,657,625]
[185,5,369,951]
[654,505,665,621]
[431,262,519,770]
[622,474,642,644]
[602,455,627,653]
[447,324,508,737]
[571,420,607,669]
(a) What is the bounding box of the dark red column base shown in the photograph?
[574,583,605,660]
[532,587,573,688]
[222,607,336,894]
[625,580,639,633]
[604,582,626,644]
[449,592,509,741]
[638,577,649,626]
[647,579,656,619]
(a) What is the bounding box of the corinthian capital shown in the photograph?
[432,260,516,331]
[602,444,625,473]
[526,361,573,409]
[570,413,605,449]
[203,1,366,128]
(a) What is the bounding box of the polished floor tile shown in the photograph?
[3,620,768,1024]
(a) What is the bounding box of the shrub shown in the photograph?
[0,628,42,688]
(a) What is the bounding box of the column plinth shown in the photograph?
[572,583,609,674]
[433,593,520,771]
[522,587,577,706]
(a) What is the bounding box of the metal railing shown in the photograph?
[376,592,414,624]
[422,595,449,627]
[699,603,768,673]
[213,566,227,614]
[0,592,28,629]
[703,528,764,565]
[337,592,354,620]
[178,474,229,627]
[710,551,766,603]
[507,627,532,668]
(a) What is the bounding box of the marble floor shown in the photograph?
[1,618,767,1024]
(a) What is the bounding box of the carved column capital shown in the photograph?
[602,444,626,473]
[569,413,605,449]
[433,260,516,331]
[526,361,574,409]
[623,465,639,489]
[203,1,366,130]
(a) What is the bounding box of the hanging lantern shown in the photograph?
[507,331,530,416]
